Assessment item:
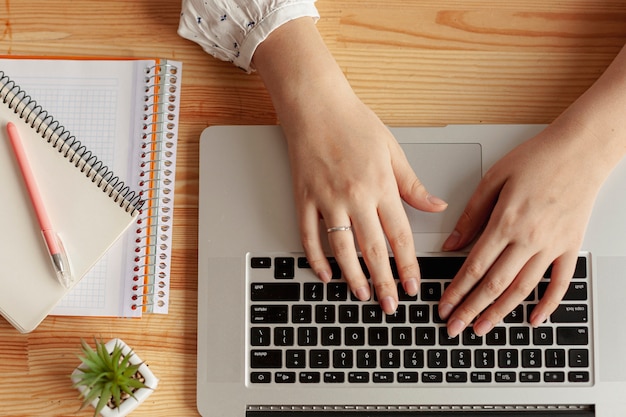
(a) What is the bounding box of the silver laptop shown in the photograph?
[197,125,626,417]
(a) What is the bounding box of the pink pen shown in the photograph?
[6,122,72,288]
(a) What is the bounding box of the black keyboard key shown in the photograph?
[315,305,336,323]
[368,327,389,346]
[363,305,383,323]
[416,327,436,346]
[462,328,483,346]
[568,371,590,383]
[398,282,417,301]
[250,372,271,383]
[509,327,530,346]
[380,349,402,368]
[373,372,394,383]
[297,327,318,346]
[522,349,542,368]
[333,350,353,368]
[418,256,465,279]
[439,327,460,346]
[557,327,589,345]
[275,372,296,383]
[357,349,377,368]
[544,371,565,382]
[427,349,447,368]
[299,372,320,383]
[503,305,524,323]
[498,349,519,368]
[349,372,370,383]
[486,327,507,345]
[446,372,468,383]
[310,350,330,368]
[544,256,587,278]
[421,282,441,301]
[545,349,566,367]
[345,327,365,346]
[471,372,492,383]
[327,258,342,279]
[251,350,282,368]
[551,304,588,323]
[339,305,359,323]
[304,283,324,301]
[275,257,295,279]
[569,349,589,367]
[327,282,348,301]
[398,372,419,383]
[250,327,271,346]
[386,305,406,323]
[286,350,306,368]
[533,327,554,345]
[495,371,516,383]
[451,349,471,368]
[324,372,345,383]
[520,371,541,383]
[251,283,300,301]
[409,305,430,323]
[321,327,341,346]
[475,349,495,368]
[422,372,444,383]
[292,305,312,323]
[392,327,412,345]
[274,327,294,346]
[539,281,588,301]
[251,257,271,268]
[251,305,288,323]
[404,350,425,368]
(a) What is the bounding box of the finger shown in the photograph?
[324,216,371,302]
[470,253,550,337]
[351,212,398,314]
[443,243,531,337]
[529,252,578,327]
[299,204,332,282]
[391,143,448,213]
[378,197,420,297]
[438,222,509,321]
[442,170,503,251]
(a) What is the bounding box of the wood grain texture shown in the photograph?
[1,0,625,415]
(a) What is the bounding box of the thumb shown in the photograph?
[392,148,448,213]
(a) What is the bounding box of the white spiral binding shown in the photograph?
[131,62,179,314]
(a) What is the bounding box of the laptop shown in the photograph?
[197,124,626,417]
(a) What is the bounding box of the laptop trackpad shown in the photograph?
[401,143,482,235]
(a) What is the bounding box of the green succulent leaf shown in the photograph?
[73,338,149,417]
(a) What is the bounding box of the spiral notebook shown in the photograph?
[0,57,180,329]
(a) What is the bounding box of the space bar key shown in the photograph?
[251,283,301,301]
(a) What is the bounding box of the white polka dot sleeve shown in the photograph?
[178,0,319,73]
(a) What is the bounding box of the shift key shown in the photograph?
[551,305,588,323]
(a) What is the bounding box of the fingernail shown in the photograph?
[442,230,461,251]
[438,302,454,320]
[380,296,397,315]
[530,312,547,327]
[403,278,419,296]
[355,286,371,301]
[318,270,331,283]
[473,319,493,336]
[427,194,448,206]
[447,318,465,338]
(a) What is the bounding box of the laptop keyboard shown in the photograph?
[247,253,592,386]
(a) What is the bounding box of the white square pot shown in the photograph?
[71,338,158,417]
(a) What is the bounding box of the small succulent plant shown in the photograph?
[73,339,148,417]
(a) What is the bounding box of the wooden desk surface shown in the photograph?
[1,1,624,415]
